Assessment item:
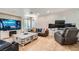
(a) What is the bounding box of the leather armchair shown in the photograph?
[0,40,19,51]
[31,28,49,37]
[54,27,78,45]
[38,29,49,37]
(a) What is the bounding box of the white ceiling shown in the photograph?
[29,8,72,16]
[0,8,79,17]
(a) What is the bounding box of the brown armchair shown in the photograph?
[38,29,49,37]
[31,28,49,37]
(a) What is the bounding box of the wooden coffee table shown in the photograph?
[14,32,38,46]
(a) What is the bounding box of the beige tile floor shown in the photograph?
[19,35,79,51]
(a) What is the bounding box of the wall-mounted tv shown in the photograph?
[0,19,21,30]
[0,21,3,30]
[16,20,21,29]
[55,20,65,28]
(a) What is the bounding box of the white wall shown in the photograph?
[0,8,31,39]
[0,13,22,39]
[0,8,24,39]
[37,9,79,29]
[0,8,24,17]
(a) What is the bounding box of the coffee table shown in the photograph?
[14,32,38,46]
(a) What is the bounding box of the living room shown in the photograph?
[0,8,79,51]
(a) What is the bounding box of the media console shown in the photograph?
[49,20,76,28]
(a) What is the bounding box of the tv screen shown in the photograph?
[55,20,65,28]
[55,20,65,24]
[2,19,16,30]
[0,19,21,30]
[0,20,3,30]
[16,20,21,29]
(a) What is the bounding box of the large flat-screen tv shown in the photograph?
[0,21,3,30]
[55,20,65,28]
[0,19,21,30]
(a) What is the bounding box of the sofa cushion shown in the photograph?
[0,40,11,50]
[64,27,78,38]
[36,28,42,32]
[36,28,45,33]
[62,28,68,37]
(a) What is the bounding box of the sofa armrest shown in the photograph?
[0,40,11,51]
[11,42,19,51]
[54,32,64,44]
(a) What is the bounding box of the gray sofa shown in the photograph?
[0,40,19,51]
[54,27,79,45]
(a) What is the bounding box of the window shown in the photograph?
[24,17,36,31]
